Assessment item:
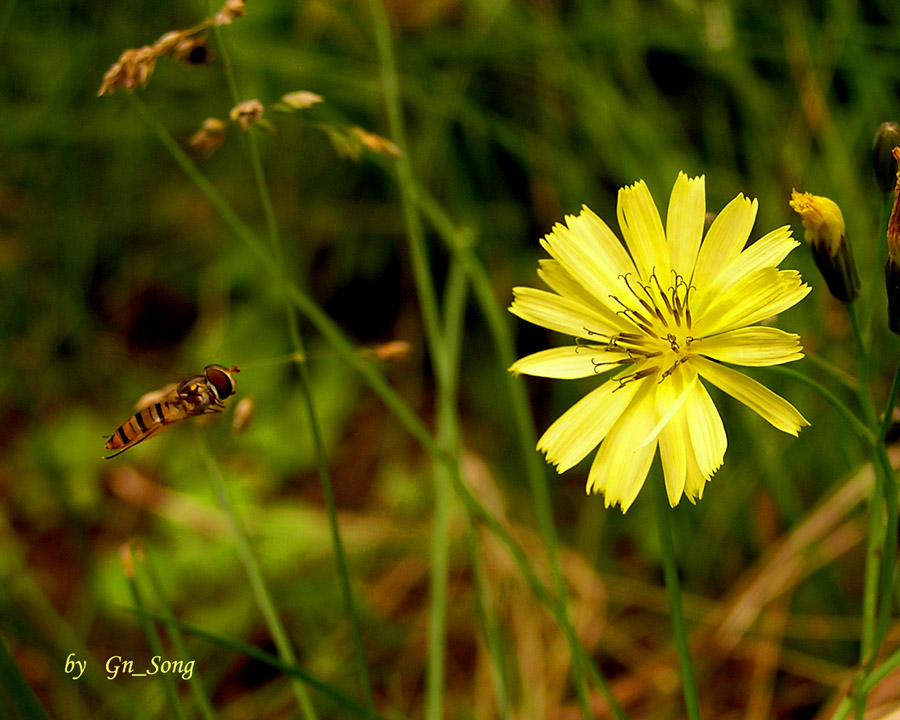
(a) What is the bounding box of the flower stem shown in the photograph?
[849,305,878,428]
[141,549,219,720]
[848,301,883,675]
[413,183,608,717]
[872,360,900,657]
[363,4,460,718]
[848,296,900,715]
[199,438,319,720]
[207,18,378,716]
[767,365,872,445]
[123,559,187,720]
[651,472,701,720]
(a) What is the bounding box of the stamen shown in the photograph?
[682,281,696,330]
[659,356,689,382]
[592,357,632,373]
[613,365,658,391]
[620,274,657,318]
[648,272,671,326]
[609,293,654,330]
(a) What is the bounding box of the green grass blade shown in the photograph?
[141,549,219,720]
[123,551,188,720]
[125,608,395,720]
[0,633,53,720]
[198,437,319,720]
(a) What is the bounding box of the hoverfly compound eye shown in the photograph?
[205,364,238,400]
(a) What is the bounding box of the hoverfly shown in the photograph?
[104,364,240,459]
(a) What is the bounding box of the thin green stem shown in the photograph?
[291,236,622,716]
[851,328,883,704]
[132,609,393,720]
[206,22,378,714]
[290,260,622,718]
[872,360,900,657]
[127,95,276,275]
[766,365,873,444]
[142,550,219,720]
[124,555,187,720]
[802,351,859,393]
[120,104,433,465]
[413,180,603,718]
[364,5,597,712]
[364,0,447,385]
[428,262,468,720]
[651,473,701,720]
[364,4,456,716]
[462,521,512,720]
[855,360,900,719]
[849,305,878,428]
[859,484,884,676]
[198,438,319,720]
[847,300,900,717]
[0,633,53,720]
[849,301,887,677]
[832,638,900,719]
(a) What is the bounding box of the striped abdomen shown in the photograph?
[104,399,188,458]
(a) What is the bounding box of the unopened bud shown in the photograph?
[888,148,900,265]
[789,190,859,303]
[873,122,900,194]
[886,148,900,334]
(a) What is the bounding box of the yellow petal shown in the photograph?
[578,205,637,274]
[667,172,706,277]
[586,382,657,512]
[721,226,799,280]
[692,225,799,313]
[641,364,698,449]
[692,356,809,435]
[692,193,758,291]
[684,378,727,479]
[537,259,598,309]
[682,442,709,503]
[657,371,690,505]
[699,269,810,335]
[616,180,670,282]
[509,287,617,338]
[510,346,619,379]
[539,377,641,473]
[692,327,804,366]
[540,208,636,312]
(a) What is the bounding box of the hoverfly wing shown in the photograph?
[133,382,179,410]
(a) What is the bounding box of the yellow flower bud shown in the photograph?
[789,190,859,303]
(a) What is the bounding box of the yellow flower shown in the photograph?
[509,173,810,512]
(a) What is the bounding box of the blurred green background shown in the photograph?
[3,0,900,718]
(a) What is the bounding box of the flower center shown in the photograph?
[580,270,696,389]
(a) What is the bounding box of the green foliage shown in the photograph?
[4,0,900,717]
